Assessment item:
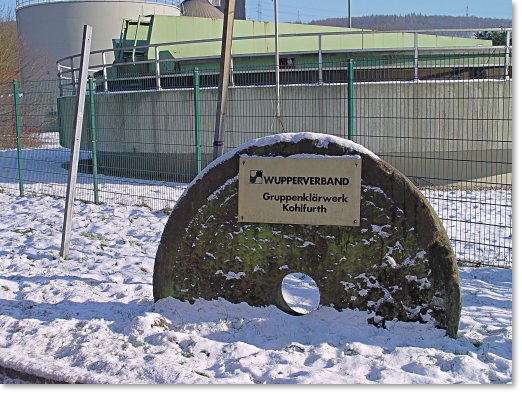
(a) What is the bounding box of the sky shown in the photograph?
[3,0,514,22]
[250,0,513,23]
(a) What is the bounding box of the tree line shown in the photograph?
[0,5,20,84]
[309,13,512,38]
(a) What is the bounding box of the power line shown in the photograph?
[262,0,343,20]
[257,0,262,20]
[247,1,347,22]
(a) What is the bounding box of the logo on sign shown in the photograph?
[250,170,263,184]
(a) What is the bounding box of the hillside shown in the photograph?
[309,14,512,37]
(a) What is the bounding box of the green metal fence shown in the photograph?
[0,53,512,267]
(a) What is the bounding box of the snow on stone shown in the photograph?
[383,255,398,268]
[371,224,392,238]
[215,270,246,280]
[207,176,238,201]
[405,275,432,289]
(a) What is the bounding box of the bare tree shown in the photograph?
[1,4,49,83]
[0,4,20,83]
[1,4,50,149]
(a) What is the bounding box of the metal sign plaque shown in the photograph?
[238,156,361,226]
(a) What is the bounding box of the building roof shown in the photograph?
[181,0,224,19]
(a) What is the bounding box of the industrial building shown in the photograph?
[15,0,181,82]
[72,3,496,92]
[14,1,510,186]
[15,0,499,89]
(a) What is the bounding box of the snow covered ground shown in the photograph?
[0,146,186,211]
[0,192,512,384]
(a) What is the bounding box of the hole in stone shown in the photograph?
[281,273,320,315]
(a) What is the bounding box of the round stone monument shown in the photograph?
[153,133,461,338]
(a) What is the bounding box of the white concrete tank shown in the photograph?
[16,0,181,81]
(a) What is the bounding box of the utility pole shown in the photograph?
[274,0,280,118]
[212,0,236,160]
[348,0,352,28]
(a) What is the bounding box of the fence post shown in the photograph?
[70,57,76,93]
[504,30,511,81]
[61,24,93,259]
[88,76,100,204]
[229,56,235,87]
[193,68,202,174]
[154,45,162,90]
[57,64,64,97]
[318,34,323,84]
[414,32,419,81]
[348,60,354,141]
[13,80,24,197]
[101,51,109,92]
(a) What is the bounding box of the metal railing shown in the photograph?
[16,0,180,10]
[56,27,512,94]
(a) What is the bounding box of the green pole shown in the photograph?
[348,60,354,141]
[13,80,24,197]
[88,76,99,204]
[193,68,202,174]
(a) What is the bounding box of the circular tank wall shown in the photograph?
[16,0,181,81]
